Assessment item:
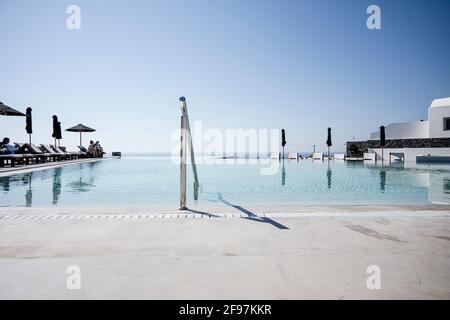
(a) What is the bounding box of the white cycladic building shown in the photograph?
[369,121,429,140]
[368,97,450,162]
[370,97,450,140]
[429,97,450,138]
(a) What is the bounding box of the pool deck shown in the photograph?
[1,203,449,299]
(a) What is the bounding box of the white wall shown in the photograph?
[370,121,429,140]
[371,147,450,162]
[429,104,450,138]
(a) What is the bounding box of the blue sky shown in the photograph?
[1,0,449,153]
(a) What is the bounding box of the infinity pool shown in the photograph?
[0,157,449,207]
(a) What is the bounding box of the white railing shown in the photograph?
[179,97,199,210]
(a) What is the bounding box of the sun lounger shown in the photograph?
[270,152,280,160]
[0,143,39,167]
[15,143,49,164]
[0,154,30,167]
[334,153,346,160]
[288,152,298,160]
[40,144,68,161]
[53,146,79,160]
[28,143,58,162]
[77,146,88,158]
[313,152,323,160]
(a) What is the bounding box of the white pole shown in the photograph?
[180,98,188,210]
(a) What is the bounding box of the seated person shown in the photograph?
[94,142,104,158]
[87,140,96,157]
[97,144,104,158]
[0,137,29,154]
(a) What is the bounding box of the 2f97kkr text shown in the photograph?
[179,304,271,317]
[223,305,271,316]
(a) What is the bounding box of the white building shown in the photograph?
[429,97,450,138]
[367,97,450,162]
[370,97,450,140]
[369,120,429,140]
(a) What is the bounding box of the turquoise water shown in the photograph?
[0,156,449,207]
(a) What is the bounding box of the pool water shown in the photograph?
[0,157,449,207]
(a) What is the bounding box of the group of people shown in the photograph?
[0,137,29,154]
[87,140,104,158]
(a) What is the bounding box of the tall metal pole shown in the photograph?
[180,98,188,210]
[179,97,200,209]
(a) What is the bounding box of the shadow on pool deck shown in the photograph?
[217,193,289,230]
[185,209,221,218]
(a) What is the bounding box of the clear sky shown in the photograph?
[1,0,449,153]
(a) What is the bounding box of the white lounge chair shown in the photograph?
[270,152,280,160]
[288,152,298,160]
[334,153,346,160]
[313,152,323,160]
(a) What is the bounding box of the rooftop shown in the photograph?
[430,97,450,108]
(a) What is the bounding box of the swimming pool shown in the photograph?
[0,157,449,207]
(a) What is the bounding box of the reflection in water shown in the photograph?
[1,173,34,206]
[68,177,95,193]
[380,170,386,192]
[327,162,332,189]
[281,160,286,186]
[444,178,450,195]
[25,189,32,207]
[0,176,10,191]
[25,173,32,207]
[193,181,199,201]
[67,163,98,193]
[52,167,62,205]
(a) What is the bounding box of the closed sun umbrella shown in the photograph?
[56,122,62,142]
[281,129,286,160]
[52,115,58,140]
[326,127,332,160]
[52,115,63,148]
[25,107,33,144]
[0,102,26,116]
[380,125,386,164]
[380,126,386,146]
[66,123,96,147]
